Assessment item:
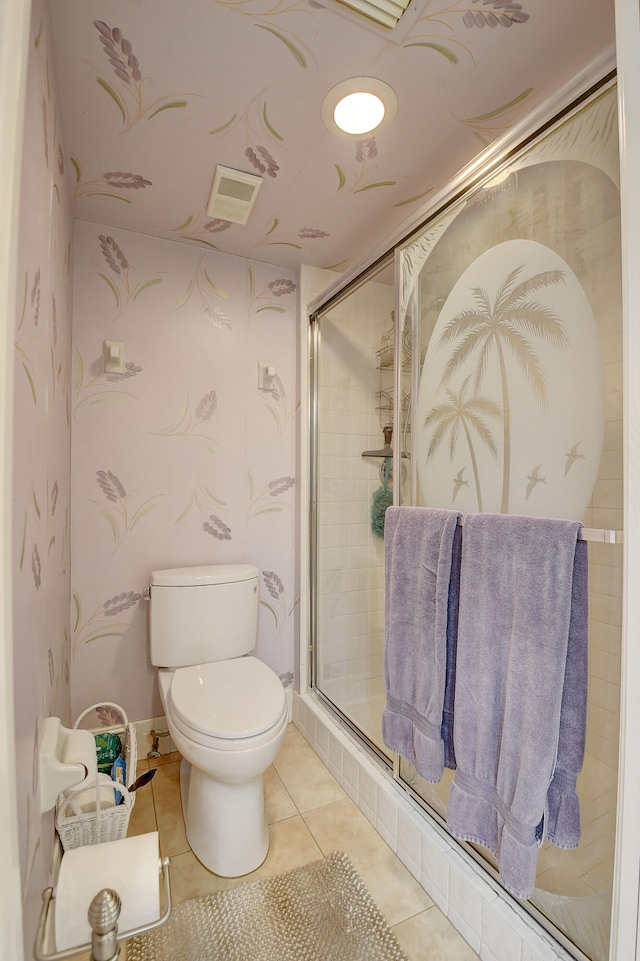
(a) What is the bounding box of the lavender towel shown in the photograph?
[446,513,588,900]
[382,506,462,782]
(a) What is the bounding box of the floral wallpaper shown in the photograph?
[12,0,74,947]
[47,0,615,273]
[71,222,298,721]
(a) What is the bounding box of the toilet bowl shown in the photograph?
[158,656,287,877]
[149,563,287,877]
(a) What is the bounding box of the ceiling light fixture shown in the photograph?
[322,77,397,139]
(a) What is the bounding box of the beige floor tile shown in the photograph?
[127,781,157,838]
[250,815,324,880]
[148,749,182,769]
[150,760,189,858]
[264,764,297,823]
[157,814,189,859]
[392,907,479,961]
[167,849,245,902]
[302,797,433,926]
[166,815,323,904]
[135,757,150,775]
[273,727,345,812]
[150,759,182,812]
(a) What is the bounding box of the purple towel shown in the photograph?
[382,506,461,782]
[446,513,588,899]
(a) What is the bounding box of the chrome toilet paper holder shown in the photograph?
[33,855,171,961]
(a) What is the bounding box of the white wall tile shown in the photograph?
[328,732,344,782]
[358,766,378,825]
[396,807,422,881]
[479,944,502,961]
[448,859,486,942]
[376,783,398,851]
[420,832,450,913]
[481,898,529,961]
[449,905,482,955]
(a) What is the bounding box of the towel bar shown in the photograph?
[454,518,622,544]
[579,527,623,544]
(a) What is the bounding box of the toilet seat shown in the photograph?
[167,657,286,748]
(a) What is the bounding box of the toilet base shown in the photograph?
[181,760,269,877]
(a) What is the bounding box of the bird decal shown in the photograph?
[526,464,546,500]
[564,442,586,476]
[452,467,469,502]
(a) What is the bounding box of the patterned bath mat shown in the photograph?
[126,850,409,961]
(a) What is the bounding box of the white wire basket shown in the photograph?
[55,702,137,851]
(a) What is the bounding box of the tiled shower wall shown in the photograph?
[316,278,394,709]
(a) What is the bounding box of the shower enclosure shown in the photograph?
[310,76,621,961]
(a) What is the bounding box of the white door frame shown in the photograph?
[0,0,31,959]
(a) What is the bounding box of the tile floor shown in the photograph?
[125,723,480,960]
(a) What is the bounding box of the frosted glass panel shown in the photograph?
[399,85,621,961]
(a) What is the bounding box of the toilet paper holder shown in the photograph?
[33,855,171,961]
[39,717,98,815]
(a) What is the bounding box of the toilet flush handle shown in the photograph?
[142,586,151,600]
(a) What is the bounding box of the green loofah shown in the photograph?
[371,457,393,538]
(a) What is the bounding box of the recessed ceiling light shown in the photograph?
[334,92,386,135]
[322,77,397,139]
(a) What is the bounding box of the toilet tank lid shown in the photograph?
[151,564,258,587]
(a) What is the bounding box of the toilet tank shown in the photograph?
[149,564,259,668]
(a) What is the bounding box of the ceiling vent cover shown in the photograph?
[335,0,411,29]
[207,165,263,225]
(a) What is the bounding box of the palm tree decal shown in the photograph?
[438,264,568,512]
[424,375,501,511]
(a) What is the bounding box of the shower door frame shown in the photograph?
[308,250,400,768]
[308,60,624,961]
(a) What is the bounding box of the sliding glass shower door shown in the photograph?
[396,82,621,961]
[311,258,398,756]
[311,77,621,961]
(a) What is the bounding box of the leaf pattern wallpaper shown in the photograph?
[71,220,298,721]
[12,4,297,947]
[12,0,74,942]
[47,0,615,273]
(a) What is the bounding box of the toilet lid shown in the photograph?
[169,657,286,739]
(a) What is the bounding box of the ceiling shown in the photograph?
[48,0,615,274]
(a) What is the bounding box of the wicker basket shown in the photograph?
[55,702,137,850]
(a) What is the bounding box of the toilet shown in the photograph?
[148,563,287,877]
